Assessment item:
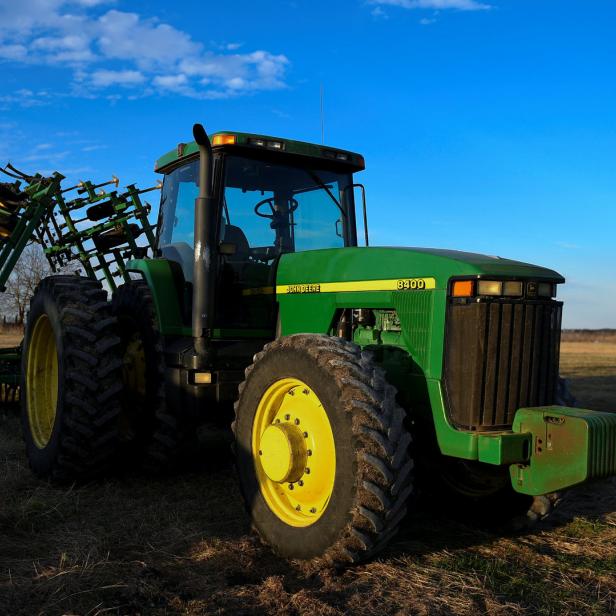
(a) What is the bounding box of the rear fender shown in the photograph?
[125,258,188,336]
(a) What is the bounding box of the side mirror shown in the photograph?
[219,242,237,256]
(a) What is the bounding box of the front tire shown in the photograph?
[21,276,124,482]
[233,334,414,565]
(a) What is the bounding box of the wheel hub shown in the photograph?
[259,423,307,483]
[252,377,336,527]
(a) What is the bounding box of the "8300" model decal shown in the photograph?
[271,277,437,295]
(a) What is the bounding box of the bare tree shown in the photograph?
[3,243,52,324]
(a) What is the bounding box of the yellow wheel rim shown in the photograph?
[26,314,59,449]
[252,377,335,527]
[119,332,146,441]
[122,333,146,398]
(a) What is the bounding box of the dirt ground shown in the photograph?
[0,333,615,615]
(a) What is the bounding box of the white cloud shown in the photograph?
[369,0,491,11]
[90,69,145,87]
[96,10,200,69]
[556,241,580,250]
[0,43,28,60]
[0,1,289,101]
[81,143,107,151]
[73,0,116,6]
[0,88,51,109]
[371,7,389,19]
[153,74,188,89]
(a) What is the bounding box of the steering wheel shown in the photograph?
[254,197,299,218]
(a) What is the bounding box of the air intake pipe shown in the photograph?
[191,123,216,365]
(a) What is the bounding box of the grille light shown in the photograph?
[452,279,557,299]
[503,281,524,297]
[538,283,556,297]
[478,281,503,296]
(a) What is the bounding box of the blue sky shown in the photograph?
[1,0,614,327]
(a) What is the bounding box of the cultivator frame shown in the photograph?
[0,162,159,403]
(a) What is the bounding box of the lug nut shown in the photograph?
[303,389,309,395]
[296,505,301,511]
[303,432,308,438]
[294,418,300,425]
[310,508,317,514]
[258,450,262,456]
[285,414,290,420]
[298,480,304,486]
[288,484,294,490]
[305,468,311,474]
[307,449,312,456]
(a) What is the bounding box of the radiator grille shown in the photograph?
[444,299,563,431]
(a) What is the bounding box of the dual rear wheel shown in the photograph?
[21,276,123,481]
[21,277,179,480]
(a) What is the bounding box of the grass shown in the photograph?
[0,334,615,615]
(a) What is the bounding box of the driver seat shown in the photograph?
[223,224,250,262]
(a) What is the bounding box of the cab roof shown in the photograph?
[154,130,365,173]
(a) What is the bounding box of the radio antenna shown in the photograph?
[320,83,325,144]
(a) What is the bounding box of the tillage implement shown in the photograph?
[2,124,615,565]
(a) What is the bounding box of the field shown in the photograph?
[1,333,615,615]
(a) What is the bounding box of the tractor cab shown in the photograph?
[155,132,365,330]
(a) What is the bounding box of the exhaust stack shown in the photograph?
[191,123,216,365]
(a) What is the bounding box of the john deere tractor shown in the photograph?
[17,124,616,565]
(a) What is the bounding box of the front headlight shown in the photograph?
[503,281,524,297]
[477,280,503,296]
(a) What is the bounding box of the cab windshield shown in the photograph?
[222,155,355,257]
[158,155,355,257]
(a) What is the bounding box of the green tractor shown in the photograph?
[20,124,616,565]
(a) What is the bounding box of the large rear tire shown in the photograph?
[233,334,414,565]
[21,276,124,482]
[112,281,181,471]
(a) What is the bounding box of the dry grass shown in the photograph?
[560,336,616,412]
[0,330,22,349]
[1,335,615,615]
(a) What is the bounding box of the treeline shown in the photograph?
[562,329,616,342]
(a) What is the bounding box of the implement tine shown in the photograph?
[0,166,26,181]
[5,162,36,181]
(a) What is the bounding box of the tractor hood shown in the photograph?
[276,246,564,290]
